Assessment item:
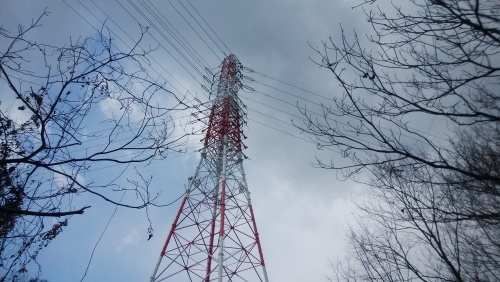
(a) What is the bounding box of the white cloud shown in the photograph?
[118,229,140,250]
[99,97,125,119]
[53,165,86,189]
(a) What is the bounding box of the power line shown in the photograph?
[240,89,389,149]
[127,0,206,75]
[137,0,207,71]
[247,70,450,143]
[74,0,447,153]
[98,0,205,92]
[167,0,222,61]
[250,69,335,102]
[186,0,232,55]
[87,0,200,97]
[123,0,206,81]
[177,0,227,56]
[72,0,198,105]
[248,117,340,154]
[142,0,212,68]
[62,0,424,165]
[80,193,124,282]
[73,0,209,129]
[241,94,305,122]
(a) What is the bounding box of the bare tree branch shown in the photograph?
[303,1,499,281]
[0,206,90,217]
[0,11,191,280]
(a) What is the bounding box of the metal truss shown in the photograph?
[150,55,268,282]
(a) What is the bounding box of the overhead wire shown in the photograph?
[34,4,462,249]
[87,0,193,97]
[15,1,191,153]
[41,2,338,158]
[151,2,345,148]
[103,1,342,152]
[67,0,163,86]
[122,0,206,83]
[72,0,216,105]
[247,117,340,154]
[78,103,210,147]
[85,0,215,140]
[177,0,227,56]
[19,2,212,192]
[129,0,206,76]
[71,0,204,117]
[244,82,432,148]
[251,69,335,102]
[1,75,197,157]
[149,0,446,148]
[78,178,187,280]
[63,0,378,161]
[167,0,222,61]
[12,4,374,244]
[80,0,207,100]
[247,69,450,143]
[141,0,212,69]
[136,0,206,71]
[87,144,203,175]
[172,2,450,145]
[244,67,445,148]
[240,94,305,122]
[80,192,124,282]
[186,0,232,55]
[73,0,212,139]
[11,0,214,164]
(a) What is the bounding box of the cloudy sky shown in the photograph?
[1,1,374,281]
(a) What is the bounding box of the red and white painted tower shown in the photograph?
[150,55,269,282]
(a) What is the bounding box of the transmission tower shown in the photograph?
[150,54,269,282]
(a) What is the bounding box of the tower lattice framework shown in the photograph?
[150,55,269,282]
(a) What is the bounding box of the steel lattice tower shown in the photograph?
[150,55,269,282]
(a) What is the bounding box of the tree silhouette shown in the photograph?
[0,11,189,280]
[300,0,499,280]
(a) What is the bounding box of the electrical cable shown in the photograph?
[87,0,193,97]
[83,0,210,143]
[240,91,383,149]
[128,0,206,76]
[70,0,198,106]
[177,0,227,56]
[78,184,186,281]
[69,0,210,138]
[104,0,206,91]
[94,0,446,147]
[248,117,340,154]
[247,70,450,143]
[167,0,222,61]
[80,192,125,282]
[53,1,449,176]
[142,0,212,69]
[186,0,232,55]
[251,69,335,102]
[123,0,206,82]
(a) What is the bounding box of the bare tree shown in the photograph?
[328,125,498,281]
[0,11,190,280]
[299,0,499,281]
